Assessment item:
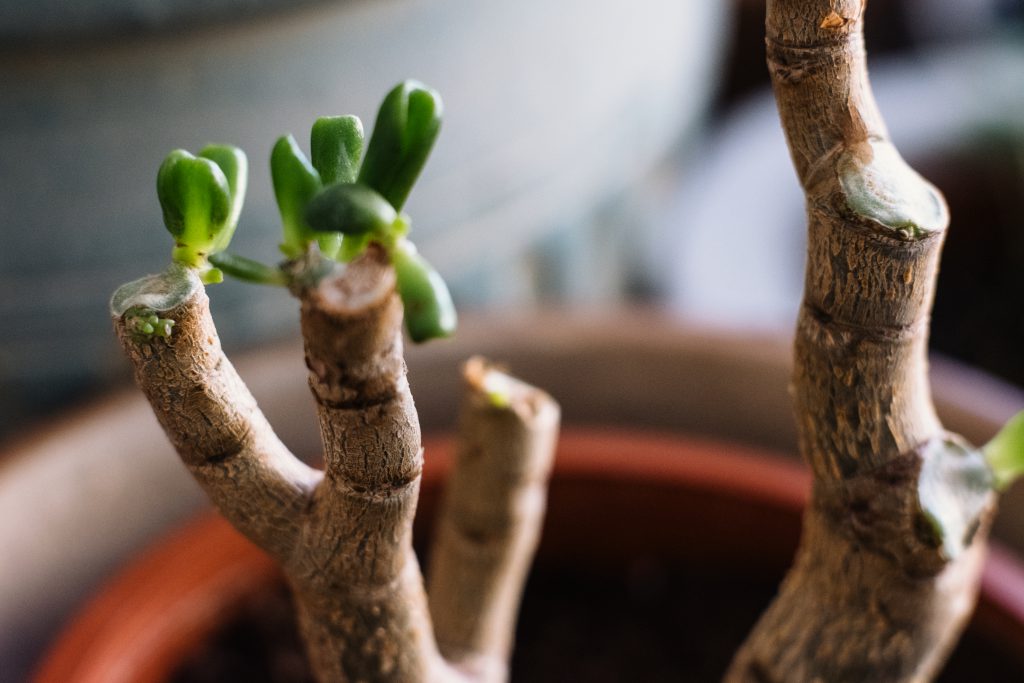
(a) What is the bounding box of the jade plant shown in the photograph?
[724,1,1024,681]
[111,81,560,682]
[108,5,1024,681]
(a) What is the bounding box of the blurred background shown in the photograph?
[3,0,1024,680]
[3,0,1024,438]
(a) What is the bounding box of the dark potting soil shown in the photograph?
[170,560,1021,682]
[927,132,1024,391]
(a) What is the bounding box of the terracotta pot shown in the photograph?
[35,430,1024,682]
[8,315,1024,681]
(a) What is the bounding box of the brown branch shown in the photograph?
[427,358,560,682]
[286,246,448,682]
[117,246,562,682]
[725,2,997,681]
[114,289,321,562]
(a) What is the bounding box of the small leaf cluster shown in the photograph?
[156,145,247,284]
[153,81,455,343]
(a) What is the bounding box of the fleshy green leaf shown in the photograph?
[271,134,322,258]
[198,144,248,252]
[156,150,192,238]
[316,232,344,261]
[392,239,456,343]
[311,116,364,185]
[156,150,232,269]
[305,183,397,236]
[984,410,1024,490]
[337,234,372,263]
[358,80,442,210]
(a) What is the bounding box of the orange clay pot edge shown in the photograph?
[34,428,1024,681]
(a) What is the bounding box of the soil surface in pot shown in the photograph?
[170,561,1019,682]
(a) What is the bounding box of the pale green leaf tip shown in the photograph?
[271,133,323,257]
[839,139,948,239]
[480,370,513,409]
[201,267,224,284]
[983,410,1024,490]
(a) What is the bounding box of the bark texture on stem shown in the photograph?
[116,249,446,683]
[117,245,564,682]
[288,246,444,682]
[725,2,997,681]
[114,290,321,562]
[428,357,560,682]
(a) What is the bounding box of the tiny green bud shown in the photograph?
[124,307,177,340]
[317,232,344,261]
[157,150,233,271]
[155,319,175,337]
[337,234,372,263]
[311,115,364,185]
[271,134,323,258]
[305,183,397,236]
[391,238,456,343]
[358,80,442,210]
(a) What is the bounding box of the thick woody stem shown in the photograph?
[427,358,560,682]
[725,2,997,681]
[114,290,321,562]
[288,246,447,682]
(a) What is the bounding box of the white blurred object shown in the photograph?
[0,0,731,431]
[663,41,1024,330]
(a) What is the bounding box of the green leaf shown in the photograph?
[984,410,1024,490]
[156,149,232,269]
[316,232,344,261]
[156,150,192,238]
[337,234,372,263]
[271,134,322,258]
[305,183,397,236]
[311,115,364,185]
[358,80,442,210]
[392,239,456,343]
[198,144,248,252]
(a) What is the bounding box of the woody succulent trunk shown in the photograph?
[726,2,1024,681]
[112,82,560,683]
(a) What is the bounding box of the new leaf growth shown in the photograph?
[156,145,248,284]
[298,80,455,342]
[146,82,456,342]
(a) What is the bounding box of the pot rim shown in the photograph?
[34,428,1024,682]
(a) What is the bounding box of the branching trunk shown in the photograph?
[725,2,997,681]
[114,247,559,683]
